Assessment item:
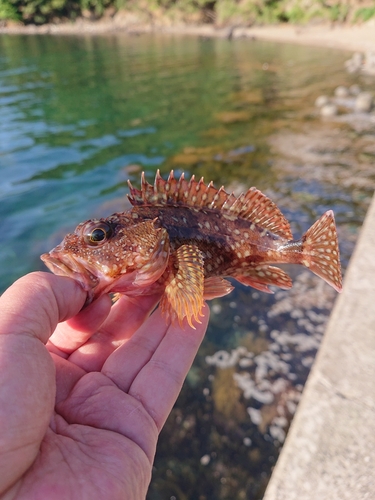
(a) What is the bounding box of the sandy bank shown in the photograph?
[240,23,375,52]
[1,16,375,53]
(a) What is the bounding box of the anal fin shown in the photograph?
[204,277,234,300]
[233,264,292,293]
[160,244,204,328]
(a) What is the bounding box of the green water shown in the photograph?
[0,33,371,499]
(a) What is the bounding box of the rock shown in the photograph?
[355,92,373,113]
[364,51,375,75]
[216,111,252,123]
[200,454,211,465]
[345,52,363,73]
[349,84,361,96]
[315,95,330,108]
[320,104,338,117]
[123,163,142,174]
[334,86,349,98]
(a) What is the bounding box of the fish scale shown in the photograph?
[41,170,343,328]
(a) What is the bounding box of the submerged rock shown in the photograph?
[314,95,330,108]
[216,110,252,123]
[363,51,375,75]
[355,92,373,113]
[345,51,375,75]
[349,84,361,96]
[345,52,363,73]
[334,86,349,98]
[320,103,338,117]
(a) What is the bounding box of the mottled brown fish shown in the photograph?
[41,170,342,327]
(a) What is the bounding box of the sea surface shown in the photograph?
[1,32,373,499]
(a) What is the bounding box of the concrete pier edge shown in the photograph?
[264,193,375,499]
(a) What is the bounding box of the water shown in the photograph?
[1,33,373,499]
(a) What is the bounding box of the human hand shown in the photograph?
[0,272,209,499]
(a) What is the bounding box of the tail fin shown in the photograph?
[300,210,343,292]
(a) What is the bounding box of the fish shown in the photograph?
[41,170,342,327]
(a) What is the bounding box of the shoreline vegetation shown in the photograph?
[0,1,375,53]
[2,0,375,26]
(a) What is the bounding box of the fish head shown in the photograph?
[41,215,170,303]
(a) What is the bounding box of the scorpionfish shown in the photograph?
[41,170,342,327]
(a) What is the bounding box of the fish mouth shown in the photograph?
[41,251,100,293]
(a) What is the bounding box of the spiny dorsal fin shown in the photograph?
[128,170,292,239]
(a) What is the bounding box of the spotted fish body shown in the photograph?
[41,171,342,327]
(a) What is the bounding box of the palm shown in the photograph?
[0,274,209,500]
[26,376,154,499]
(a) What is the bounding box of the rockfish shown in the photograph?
[41,170,342,327]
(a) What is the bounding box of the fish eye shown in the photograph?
[84,222,113,246]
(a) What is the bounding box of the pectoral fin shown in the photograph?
[160,244,204,328]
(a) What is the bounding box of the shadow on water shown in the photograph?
[0,32,374,499]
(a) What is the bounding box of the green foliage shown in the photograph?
[283,4,306,23]
[80,0,111,16]
[216,0,286,25]
[0,0,20,20]
[0,0,371,26]
[272,0,351,24]
[215,0,240,24]
[353,5,375,22]
[327,2,349,22]
[6,0,80,23]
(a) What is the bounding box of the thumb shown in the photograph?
[0,272,87,344]
[0,272,86,494]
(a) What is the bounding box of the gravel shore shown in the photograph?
[1,17,375,53]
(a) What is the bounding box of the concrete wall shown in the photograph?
[264,194,375,500]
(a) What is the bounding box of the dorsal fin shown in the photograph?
[128,170,292,239]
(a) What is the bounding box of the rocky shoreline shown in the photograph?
[1,15,375,54]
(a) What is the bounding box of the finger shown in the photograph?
[68,293,161,372]
[103,304,210,431]
[101,307,171,391]
[0,272,86,494]
[96,293,162,343]
[52,353,87,404]
[48,294,112,356]
[0,272,86,343]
